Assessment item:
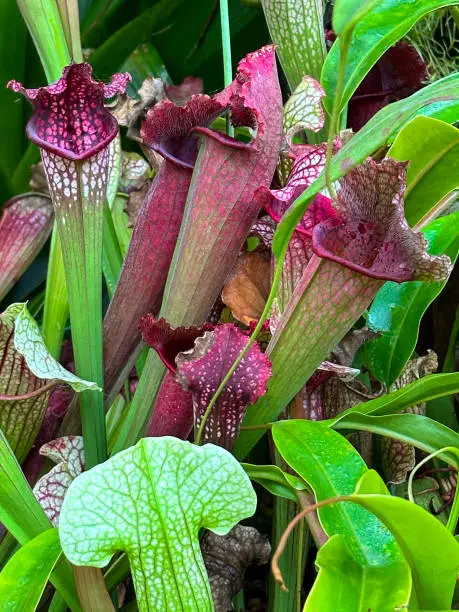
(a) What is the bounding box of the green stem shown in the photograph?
[103,205,124,299]
[324,31,351,201]
[42,227,68,359]
[110,350,165,455]
[51,157,107,468]
[219,0,234,136]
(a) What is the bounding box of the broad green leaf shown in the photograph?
[271,420,411,606]
[332,0,380,35]
[387,117,459,226]
[121,42,172,94]
[13,303,100,392]
[329,372,459,421]
[0,0,26,197]
[0,529,62,612]
[330,412,459,468]
[322,0,459,113]
[305,534,411,612]
[346,476,459,609]
[273,72,459,257]
[242,463,308,502]
[367,212,459,386]
[59,437,257,611]
[89,1,183,76]
[0,429,80,610]
[261,0,326,86]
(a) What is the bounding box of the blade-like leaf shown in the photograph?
[271,420,411,607]
[332,0,380,35]
[305,534,411,611]
[348,472,459,609]
[330,412,459,468]
[13,303,100,392]
[322,0,459,113]
[59,437,257,611]
[0,528,61,612]
[387,117,459,226]
[329,372,459,420]
[242,463,308,502]
[367,212,459,386]
[0,429,80,610]
[273,72,459,256]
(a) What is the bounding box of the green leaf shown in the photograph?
[261,0,326,86]
[322,0,459,113]
[271,420,411,606]
[346,474,459,609]
[329,372,459,421]
[332,0,380,35]
[59,437,257,611]
[367,212,459,386]
[242,463,308,502]
[89,1,183,76]
[16,0,70,82]
[0,429,80,611]
[0,529,62,612]
[330,412,459,468]
[305,534,411,612]
[273,72,459,257]
[12,303,100,392]
[387,117,459,226]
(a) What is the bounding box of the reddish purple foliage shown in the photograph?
[139,315,213,371]
[176,324,271,449]
[313,158,451,282]
[256,144,336,237]
[166,77,203,106]
[103,49,275,397]
[147,372,194,439]
[8,64,130,161]
[161,45,283,326]
[348,42,427,131]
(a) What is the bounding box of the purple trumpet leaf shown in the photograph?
[139,316,271,449]
[161,45,283,327]
[103,95,226,398]
[235,158,452,458]
[0,194,53,302]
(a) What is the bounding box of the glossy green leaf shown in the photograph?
[330,412,459,468]
[273,72,459,257]
[305,534,411,612]
[329,372,459,421]
[387,117,459,226]
[261,0,326,86]
[0,429,80,610]
[89,1,183,76]
[0,1,26,197]
[121,42,172,94]
[242,463,308,502]
[367,212,459,386]
[13,303,100,392]
[346,476,459,609]
[0,529,62,612]
[332,0,380,35]
[16,0,70,82]
[322,0,459,113]
[60,437,257,611]
[271,420,411,606]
